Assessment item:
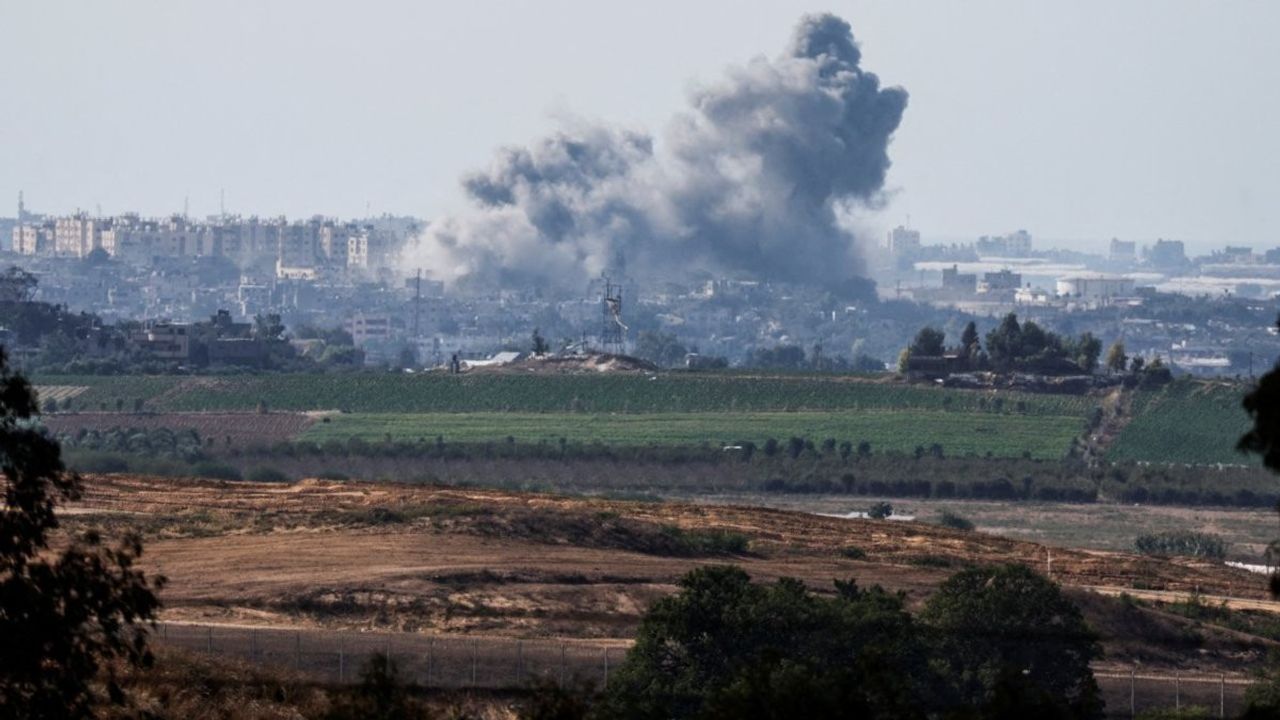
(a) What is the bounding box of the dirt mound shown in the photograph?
[496,353,659,374]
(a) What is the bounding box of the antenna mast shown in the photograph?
[600,275,627,355]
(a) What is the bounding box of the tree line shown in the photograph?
[900,313,1171,384]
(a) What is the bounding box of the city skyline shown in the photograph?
[3,1,1277,256]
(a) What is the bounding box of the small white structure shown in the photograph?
[1055,273,1135,302]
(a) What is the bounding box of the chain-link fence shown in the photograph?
[156,623,622,689]
[1096,670,1252,719]
[155,623,1255,717]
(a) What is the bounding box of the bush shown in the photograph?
[247,466,289,483]
[866,501,893,520]
[839,546,867,559]
[937,510,975,531]
[1134,531,1226,560]
[663,527,750,556]
[65,451,129,474]
[191,461,243,481]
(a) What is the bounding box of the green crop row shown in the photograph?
[32,372,1095,417]
[1106,380,1256,466]
[297,410,1083,460]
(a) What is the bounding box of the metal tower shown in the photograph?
[600,276,626,355]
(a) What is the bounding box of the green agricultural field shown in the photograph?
[32,372,1096,416]
[1106,380,1255,466]
[298,410,1084,460]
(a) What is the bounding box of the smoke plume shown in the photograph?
[412,14,907,291]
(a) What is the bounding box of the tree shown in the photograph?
[984,314,1023,370]
[395,345,417,369]
[1105,341,1127,375]
[324,653,420,720]
[960,321,981,358]
[1074,332,1102,374]
[0,266,38,303]
[920,564,1103,719]
[747,345,806,370]
[0,348,163,718]
[909,327,946,357]
[633,331,687,368]
[532,328,550,357]
[897,348,912,374]
[1239,321,1280,596]
[253,313,286,341]
[597,566,929,720]
[1129,356,1145,373]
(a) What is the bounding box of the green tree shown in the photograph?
[0,265,39,303]
[598,566,928,720]
[1239,317,1280,596]
[1105,341,1127,374]
[909,327,946,357]
[1074,332,1102,373]
[633,331,687,367]
[532,328,550,357]
[0,348,164,718]
[325,653,420,720]
[984,314,1023,370]
[960,321,981,357]
[920,564,1103,719]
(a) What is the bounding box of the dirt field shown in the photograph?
[43,411,317,446]
[61,473,1280,677]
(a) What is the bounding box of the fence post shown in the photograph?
[471,639,478,688]
[425,638,434,688]
[295,632,302,671]
[339,638,345,684]
[206,626,213,654]
[603,648,609,687]
[1129,667,1135,719]
[517,640,524,685]
[560,643,566,686]
[1175,673,1180,710]
[250,630,257,663]
[1221,674,1226,718]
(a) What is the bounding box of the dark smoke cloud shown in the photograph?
[411,14,907,290]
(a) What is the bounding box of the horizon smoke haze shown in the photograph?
[408,13,907,292]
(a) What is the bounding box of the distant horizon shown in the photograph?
[3,203,1256,258]
[4,1,1276,260]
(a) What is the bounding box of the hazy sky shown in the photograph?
[2,1,1277,254]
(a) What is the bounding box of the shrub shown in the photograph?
[866,501,893,520]
[247,467,289,483]
[1134,531,1226,560]
[191,461,243,481]
[937,511,975,531]
[839,546,867,560]
[65,452,129,474]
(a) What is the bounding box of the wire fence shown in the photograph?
[156,623,622,689]
[155,623,1256,718]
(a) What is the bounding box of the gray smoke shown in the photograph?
[412,14,907,290]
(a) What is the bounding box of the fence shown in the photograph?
[155,623,1255,718]
[156,622,622,689]
[1096,670,1253,719]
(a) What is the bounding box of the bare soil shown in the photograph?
[63,474,1280,675]
[44,411,316,445]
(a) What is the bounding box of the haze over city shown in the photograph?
[7,4,1280,718]
[3,0,1278,255]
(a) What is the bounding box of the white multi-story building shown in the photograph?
[1055,274,1136,302]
